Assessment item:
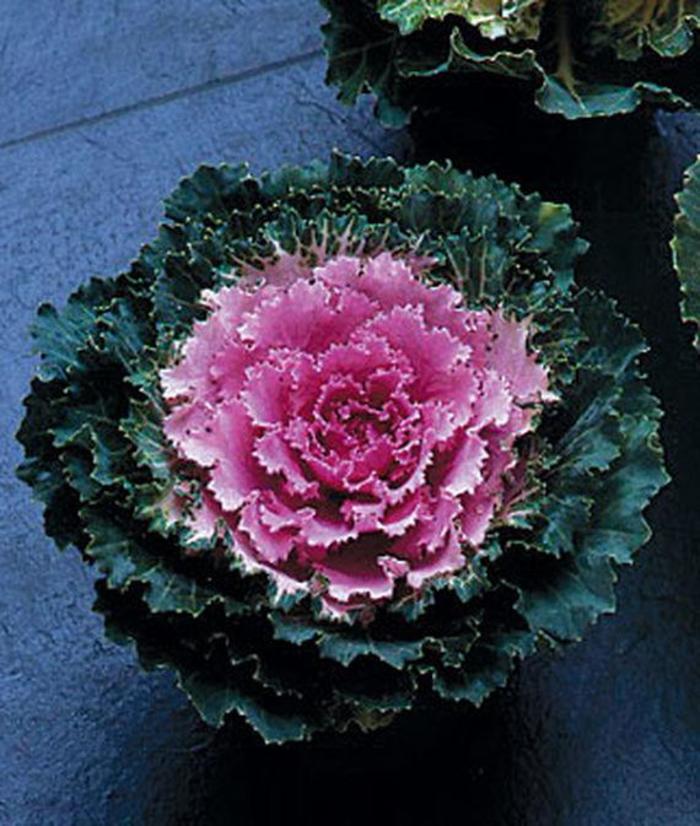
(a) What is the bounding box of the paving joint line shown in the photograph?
[0,47,324,152]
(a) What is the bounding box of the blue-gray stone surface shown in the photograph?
[1,2,699,824]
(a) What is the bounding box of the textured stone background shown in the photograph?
[1,2,699,824]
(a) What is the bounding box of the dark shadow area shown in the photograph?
[148,691,525,826]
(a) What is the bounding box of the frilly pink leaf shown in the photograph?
[161,253,553,616]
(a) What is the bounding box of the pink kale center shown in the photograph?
[160,253,553,615]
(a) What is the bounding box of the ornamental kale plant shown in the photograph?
[673,154,700,351]
[321,1,700,124]
[18,152,668,742]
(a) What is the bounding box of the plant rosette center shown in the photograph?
[161,253,554,618]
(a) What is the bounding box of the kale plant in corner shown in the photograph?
[321,1,700,125]
[17,153,668,743]
[673,154,700,351]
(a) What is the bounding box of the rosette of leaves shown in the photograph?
[672,154,700,351]
[17,152,668,743]
[321,0,700,125]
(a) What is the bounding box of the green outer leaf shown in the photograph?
[270,612,425,669]
[30,278,119,382]
[428,630,534,705]
[318,635,425,669]
[321,1,411,127]
[508,290,669,641]
[534,77,690,120]
[176,670,312,742]
[82,508,248,618]
[513,553,617,642]
[672,155,700,351]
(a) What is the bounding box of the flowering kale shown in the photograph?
[321,1,700,124]
[673,154,700,351]
[18,153,668,742]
